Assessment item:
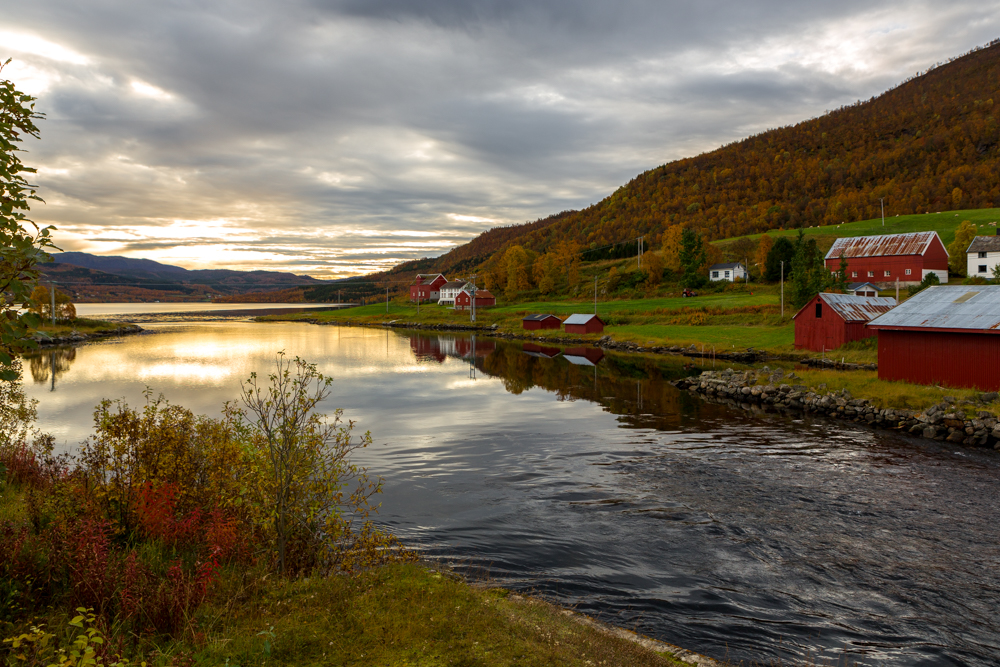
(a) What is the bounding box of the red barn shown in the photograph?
[563,313,604,335]
[454,288,495,310]
[824,232,948,287]
[522,313,562,330]
[410,274,447,302]
[868,285,1000,390]
[793,293,897,352]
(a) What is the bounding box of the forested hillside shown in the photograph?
[383,39,1000,287]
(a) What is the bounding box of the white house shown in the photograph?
[708,262,747,282]
[966,235,1000,279]
[437,280,470,307]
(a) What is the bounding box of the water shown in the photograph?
[73,302,341,321]
[20,322,1000,666]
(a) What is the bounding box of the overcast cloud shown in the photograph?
[2,0,999,277]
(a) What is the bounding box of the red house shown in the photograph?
[522,314,562,330]
[410,274,447,302]
[868,285,1000,390]
[793,293,897,352]
[454,288,495,311]
[824,232,948,287]
[563,313,604,335]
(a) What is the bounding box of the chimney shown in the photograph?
[995,227,999,236]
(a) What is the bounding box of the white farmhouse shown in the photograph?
[967,235,1000,279]
[708,262,747,282]
[437,280,470,307]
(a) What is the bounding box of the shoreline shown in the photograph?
[33,323,145,348]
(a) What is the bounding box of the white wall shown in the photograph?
[966,252,1000,280]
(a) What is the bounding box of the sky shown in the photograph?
[3,1,999,279]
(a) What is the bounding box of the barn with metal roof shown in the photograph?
[824,231,948,287]
[792,293,897,352]
[867,285,1000,389]
[563,313,605,335]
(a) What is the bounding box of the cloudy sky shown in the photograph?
[3,1,999,278]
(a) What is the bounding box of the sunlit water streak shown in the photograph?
[21,322,1000,666]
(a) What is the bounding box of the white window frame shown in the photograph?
[867,271,875,278]
[851,271,858,278]
[884,270,891,277]
[905,269,912,275]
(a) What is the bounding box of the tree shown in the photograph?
[790,233,828,308]
[661,225,684,272]
[829,254,849,293]
[538,253,557,294]
[234,354,380,574]
[947,220,977,276]
[643,250,664,288]
[679,228,706,288]
[908,271,940,296]
[502,245,530,300]
[29,284,76,321]
[992,262,1000,285]
[1,61,55,381]
[763,237,795,282]
[755,233,773,279]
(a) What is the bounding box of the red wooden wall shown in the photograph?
[878,329,1000,390]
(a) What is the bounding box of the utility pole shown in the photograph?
[386,286,389,314]
[880,197,885,227]
[49,283,55,327]
[780,261,784,318]
[594,275,597,314]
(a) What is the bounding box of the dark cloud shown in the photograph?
[3,0,999,275]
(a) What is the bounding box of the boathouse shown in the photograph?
[792,292,897,353]
[867,285,1000,390]
[824,231,948,287]
[563,314,605,335]
[521,314,562,330]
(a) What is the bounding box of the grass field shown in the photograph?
[714,207,1000,252]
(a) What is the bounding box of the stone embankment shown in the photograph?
[800,357,877,371]
[673,367,1000,450]
[34,324,144,347]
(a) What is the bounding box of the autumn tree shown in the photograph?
[755,233,773,279]
[538,253,557,295]
[661,225,683,272]
[502,245,530,300]
[29,284,75,321]
[947,220,978,276]
[643,250,664,288]
[790,233,828,308]
[1,60,55,381]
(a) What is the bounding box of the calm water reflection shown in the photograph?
[22,323,1000,667]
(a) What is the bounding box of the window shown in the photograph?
[711,271,719,278]
[884,270,891,277]
[905,269,912,275]
[979,265,988,274]
[724,271,730,278]
[867,271,875,278]
[815,302,823,318]
[979,252,988,258]
[851,271,858,278]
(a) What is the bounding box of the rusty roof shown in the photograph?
[793,293,897,322]
[867,285,1000,331]
[967,236,1000,253]
[824,231,941,260]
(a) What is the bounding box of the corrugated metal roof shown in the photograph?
[847,282,880,291]
[867,285,1000,331]
[967,236,1000,253]
[564,313,601,325]
[522,313,560,321]
[709,262,745,270]
[818,293,897,322]
[824,231,940,260]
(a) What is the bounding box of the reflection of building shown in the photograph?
[409,334,496,363]
[522,343,561,359]
[563,347,605,366]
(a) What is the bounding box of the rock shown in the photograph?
[946,430,966,443]
[979,392,999,402]
[923,426,938,439]
[909,424,925,435]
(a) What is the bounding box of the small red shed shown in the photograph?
[563,313,605,335]
[409,274,448,302]
[867,285,1000,390]
[454,288,495,310]
[793,293,897,352]
[522,314,562,330]
[824,231,948,287]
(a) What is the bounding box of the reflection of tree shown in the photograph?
[25,347,77,385]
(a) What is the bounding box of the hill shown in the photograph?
[380,39,1000,286]
[42,252,330,302]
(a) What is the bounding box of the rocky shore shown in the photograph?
[34,324,144,347]
[673,367,1000,450]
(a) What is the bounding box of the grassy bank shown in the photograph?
[32,317,124,338]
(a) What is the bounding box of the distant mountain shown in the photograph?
[43,251,330,302]
[382,39,1000,282]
